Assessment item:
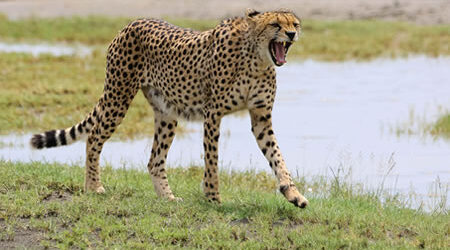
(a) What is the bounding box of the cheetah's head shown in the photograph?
[245,8,301,67]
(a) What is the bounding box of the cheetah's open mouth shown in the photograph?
[269,40,292,66]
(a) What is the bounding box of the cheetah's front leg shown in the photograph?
[250,108,308,208]
[202,112,222,202]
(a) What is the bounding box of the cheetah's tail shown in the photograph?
[30,106,99,149]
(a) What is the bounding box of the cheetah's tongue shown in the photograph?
[274,42,286,64]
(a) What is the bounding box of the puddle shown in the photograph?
[0,42,92,56]
[1,56,449,207]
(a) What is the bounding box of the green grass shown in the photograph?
[0,15,449,60]
[393,109,450,140]
[0,161,448,248]
[0,52,160,138]
[0,15,216,45]
[294,19,450,61]
[431,114,450,138]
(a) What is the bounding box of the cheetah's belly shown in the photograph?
[144,86,205,121]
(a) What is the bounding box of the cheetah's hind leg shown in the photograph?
[84,87,138,193]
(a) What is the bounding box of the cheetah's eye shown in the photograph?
[269,23,281,29]
[293,23,300,28]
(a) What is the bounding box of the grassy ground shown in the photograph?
[0,52,158,139]
[0,15,449,61]
[0,161,448,249]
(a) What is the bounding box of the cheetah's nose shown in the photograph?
[286,31,296,41]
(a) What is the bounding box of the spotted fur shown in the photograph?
[30,9,308,208]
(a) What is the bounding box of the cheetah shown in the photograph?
[31,9,309,208]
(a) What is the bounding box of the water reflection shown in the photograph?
[0,42,92,56]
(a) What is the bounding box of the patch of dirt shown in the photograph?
[272,219,285,227]
[0,219,47,249]
[42,190,72,203]
[272,218,304,229]
[0,189,72,249]
[229,217,250,226]
[396,228,419,239]
[0,0,449,25]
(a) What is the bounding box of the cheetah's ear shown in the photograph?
[245,8,260,18]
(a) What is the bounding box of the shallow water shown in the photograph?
[0,42,91,56]
[1,56,449,205]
